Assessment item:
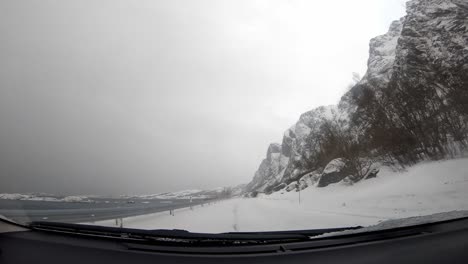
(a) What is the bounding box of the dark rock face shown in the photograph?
[267,143,281,159]
[317,172,347,187]
[397,0,468,98]
[272,183,287,192]
[286,181,298,192]
[280,131,294,158]
[365,169,380,180]
[373,0,468,160]
[317,158,349,187]
[392,0,468,115]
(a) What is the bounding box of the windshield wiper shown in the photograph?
[28,221,362,245]
[224,226,363,237]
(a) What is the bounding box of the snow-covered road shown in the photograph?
[89,158,468,233]
[88,198,387,232]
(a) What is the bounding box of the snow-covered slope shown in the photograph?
[91,158,468,232]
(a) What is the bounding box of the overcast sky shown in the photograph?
[0,0,407,195]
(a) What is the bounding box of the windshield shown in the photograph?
[1,0,467,236]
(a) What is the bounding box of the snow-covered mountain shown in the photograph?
[0,193,92,203]
[124,190,206,200]
[245,0,468,195]
[123,186,238,200]
[0,187,241,202]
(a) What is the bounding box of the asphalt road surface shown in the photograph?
[0,198,216,224]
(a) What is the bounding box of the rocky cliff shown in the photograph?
[245,0,468,195]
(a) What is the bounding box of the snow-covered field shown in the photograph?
[90,158,468,233]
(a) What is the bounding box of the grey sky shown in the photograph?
[0,0,407,195]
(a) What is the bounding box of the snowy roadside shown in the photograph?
[88,158,468,233]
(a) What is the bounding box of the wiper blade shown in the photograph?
[224,226,363,237]
[29,221,308,243]
[29,221,362,245]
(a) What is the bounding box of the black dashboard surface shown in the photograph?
[1,217,468,264]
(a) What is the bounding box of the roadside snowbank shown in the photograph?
[90,158,468,233]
